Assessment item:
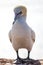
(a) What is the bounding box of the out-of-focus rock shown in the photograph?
[39,59,43,65]
[0,58,14,65]
[0,58,43,65]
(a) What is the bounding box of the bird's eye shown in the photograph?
[17,11,22,15]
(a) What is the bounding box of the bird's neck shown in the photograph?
[18,16,26,22]
[14,16,26,23]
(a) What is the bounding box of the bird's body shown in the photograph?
[10,16,35,51]
[9,6,35,59]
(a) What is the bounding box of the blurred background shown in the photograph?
[0,0,43,60]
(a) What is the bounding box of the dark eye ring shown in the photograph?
[17,11,22,15]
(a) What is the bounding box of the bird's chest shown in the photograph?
[12,22,28,37]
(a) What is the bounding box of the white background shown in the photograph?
[0,0,43,60]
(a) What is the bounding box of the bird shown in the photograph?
[9,6,35,60]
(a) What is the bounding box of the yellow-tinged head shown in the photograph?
[14,6,27,16]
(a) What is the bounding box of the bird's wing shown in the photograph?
[31,30,35,43]
[8,30,12,42]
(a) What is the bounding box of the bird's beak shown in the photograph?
[13,14,18,24]
[13,11,22,24]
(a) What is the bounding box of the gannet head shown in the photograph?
[13,6,27,24]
